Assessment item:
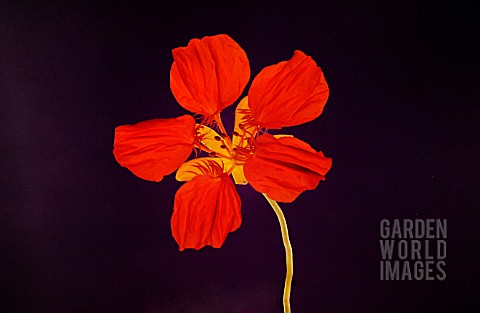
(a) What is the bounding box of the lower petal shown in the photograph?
[171,175,242,250]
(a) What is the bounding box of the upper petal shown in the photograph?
[170,34,250,116]
[243,134,332,202]
[232,96,259,150]
[248,50,329,129]
[196,124,231,157]
[113,115,196,182]
[230,96,255,185]
[171,175,242,251]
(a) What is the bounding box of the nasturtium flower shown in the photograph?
[113,34,332,251]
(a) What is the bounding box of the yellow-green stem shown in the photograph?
[263,193,293,313]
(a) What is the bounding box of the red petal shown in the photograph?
[248,50,329,129]
[113,115,195,182]
[243,134,332,202]
[171,175,242,251]
[170,34,250,116]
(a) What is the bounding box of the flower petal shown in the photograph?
[248,50,329,129]
[273,134,294,139]
[232,96,258,149]
[171,175,242,251]
[113,115,196,182]
[196,124,231,157]
[232,165,248,185]
[176,157,234,182]
[243,134,332,202]
[170,34,250,116]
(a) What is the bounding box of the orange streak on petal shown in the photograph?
[274,135,316,153]
[232,96,259,149]
[171,175,242,251]
[176,157,234,182]
[248,50,329,129]
[113,115,196,182]
[196,124,230,156]
[170,34,250,116]
[244,134,332,202]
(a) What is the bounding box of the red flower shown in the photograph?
[113,34,332,250]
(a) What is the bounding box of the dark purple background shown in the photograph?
[1,1,478,312]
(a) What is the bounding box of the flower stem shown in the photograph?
[263,193,293,313]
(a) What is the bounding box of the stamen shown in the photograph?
[231,144,256,165]
[196,113,219,128]
[192,159,226,178]
[238,110,264,139]
[214,136,221,141]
